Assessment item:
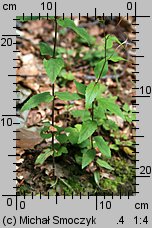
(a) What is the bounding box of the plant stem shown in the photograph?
[95,35,108,84]
[91,26,107,149]
[52,19,58,176]
[91,101,94,149]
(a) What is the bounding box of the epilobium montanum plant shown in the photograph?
[21,17,127,185]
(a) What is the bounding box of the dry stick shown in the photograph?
[52,19,58,176]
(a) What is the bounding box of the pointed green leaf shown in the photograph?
[61,71,75,81]
[94,136,111,158]
[75,80,86,95]
[85,82,100,108]
[55,91,81,101]
[21,92,53,112]
[104,35,121,49]
[94,59,108,79]
[98,97,125,119]
[65,127,79,144]
[43,58,64,84]
[79,139,90,148]
[40,122,53,139]
[82,149,96,169]
[57,18,91,45]
[78,120,97,144]
[35,149,53,165]
[96,158,114,170]
[75,154,82,165]
[58,146,68,155]
[71,110,91,121]
[39,42,53,56]
[94,171,100,186]
[56,134,68,143]
[109,52,125,62]
[94,106,106,120]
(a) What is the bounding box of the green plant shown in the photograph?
[21,17,129,186]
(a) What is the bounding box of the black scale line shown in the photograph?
[119,190,121,199]
[132,47,139,50]
[95,192,98,210]
[56,192,58,204]
[24,191,26,200]
[2,114,19,117]
[16,193,18,210]
[2,35,20,37]
[128,192,130,199]
[132,23,140,26]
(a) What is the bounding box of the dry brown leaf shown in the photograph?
[16,128,43,149]
[49,126,58,133]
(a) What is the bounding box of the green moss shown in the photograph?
[100,157,136,195]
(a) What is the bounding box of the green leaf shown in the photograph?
[94,136,111,158]
[102,119,119,131]
[75,154,82,165]
[55,91,81,101]
[96,158,114,170]
[109,53,125,62]
[43,58,64,84]
[40,126,52,139]
[65,127,79,144]
[78,120,97,144]
[98,97,125,119]
[57,18,91,45]
[75,124,82,132]
[104,35,121,49]
[61,71,75,81]
[58,146,68,154]
[56,134,68,143]
[94,59,108,79]
[94,171,100,186]
[94,106,106,120]
[85,82,100,108]
[39,42,53,56]
[82,149,96,169]
[71,110,91,121]
[123,103,130,112]
[21,92,53,112]
[79,139,90,148]
[35,149,53,165]
[75,80,86,95]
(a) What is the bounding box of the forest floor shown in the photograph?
[15,16,136,196]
